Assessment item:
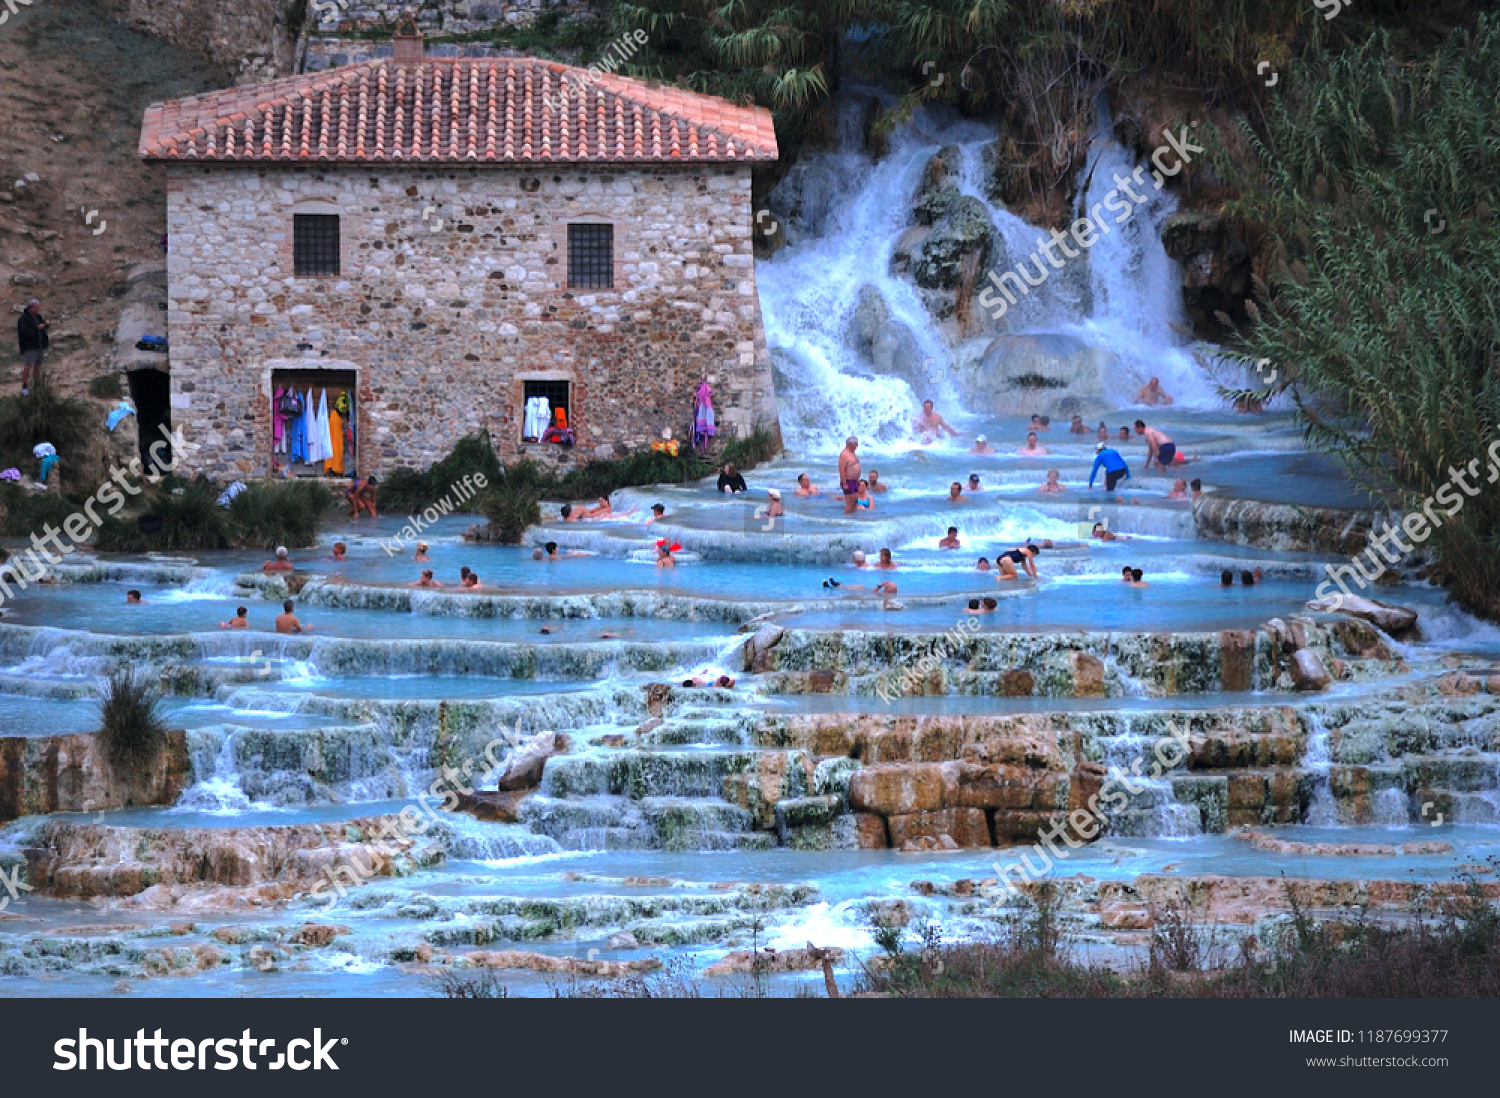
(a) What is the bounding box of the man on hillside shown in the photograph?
[17,299,47,396]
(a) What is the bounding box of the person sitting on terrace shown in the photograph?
[794,473,820,497]
[939,527,961,550]
[411,570,443,588]
[1038,469,1064,494]
[346,475,378,518]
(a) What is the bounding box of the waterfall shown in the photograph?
[1303,710,1338,826]
[758,93,1228,453]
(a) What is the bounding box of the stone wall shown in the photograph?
[99,0,302,73]
[164,161,779,478]
[310,0,583,34]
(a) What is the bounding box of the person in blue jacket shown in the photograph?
[1088,442,1130,492]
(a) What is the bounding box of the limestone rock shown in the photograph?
[1290,649,1332,691]
[288,923,350,947]
[1306,595,1419,637]
[493,731,566,791]
[743,623,786,673]
[704,945,844,977]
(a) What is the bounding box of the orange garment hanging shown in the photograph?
[325,401,345,475]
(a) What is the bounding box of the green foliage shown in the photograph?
[458,425,779,543]
[0,483,84,538]
[0,377,92,477]
[378,431,502,515]
[478,480,544,545]
[228,480,340,551]
[96,670,169,774]
[95,481,231,552]
[1215,15,1500,615]
[88,374,123,399]
[94,479,335,552]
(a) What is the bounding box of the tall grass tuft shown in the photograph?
[96,670,169,773]
[379,431,503,515]
[229,480,339,550]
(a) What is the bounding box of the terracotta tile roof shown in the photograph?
[138,57,778,164]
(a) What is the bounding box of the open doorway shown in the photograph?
[126,368,171,473]
[272,369,358,478]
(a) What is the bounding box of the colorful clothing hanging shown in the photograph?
[325,407,344,475]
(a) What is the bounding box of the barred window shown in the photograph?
[567,223,613,289]
[293,214,341,276]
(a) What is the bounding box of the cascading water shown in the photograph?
[1303,710,1339,826]
[759,92,1227,452]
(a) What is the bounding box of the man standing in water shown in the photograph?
[1088,443,1131,494]
[839,436,861,514]
[1134,377,1174,406]
[914,400,958,443]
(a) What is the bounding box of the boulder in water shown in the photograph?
[1290,649,1332,691]
[743,623,786,672]
[1305,594,1418,637]
[494,731,567,791]
[913,195,995,290]
[951,332,1112,416]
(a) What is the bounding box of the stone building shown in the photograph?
[138,24,780,480]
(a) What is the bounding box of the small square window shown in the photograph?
[567,223,613,289]
[522,380,571,443]
[294,214,341,276]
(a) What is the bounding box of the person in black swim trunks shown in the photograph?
[1134,420,1177,472]
[996,544,1039,580]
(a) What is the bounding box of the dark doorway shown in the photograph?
[127,368,171,473]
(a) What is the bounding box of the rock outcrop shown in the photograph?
[0,731,190,824]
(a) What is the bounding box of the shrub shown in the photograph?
[427,967,509,999]
[0,482,84,538]
[228,480,338,550]
[379,431,502,515]
[96,670,169,773]
[94,480,231,552]
[93,479,335,552]
[478,479,543,544]
[88,374,123,399]
[1217,15,1500,616]
[0,377,92,474]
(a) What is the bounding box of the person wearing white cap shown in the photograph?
[765,487,783,519]
[262,546,294,573]
[971,434,993,454]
